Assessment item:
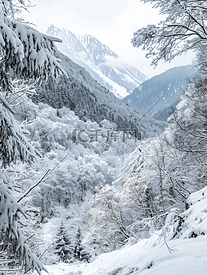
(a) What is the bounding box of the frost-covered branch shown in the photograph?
[132,0,207,67]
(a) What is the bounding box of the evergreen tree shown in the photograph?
[0,0,64,273]
[74,228,90,262]
[54,222,73,263]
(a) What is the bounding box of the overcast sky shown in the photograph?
[23,0,193,78]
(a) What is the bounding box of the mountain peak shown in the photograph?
[47,26,147,99]
[75,33,118,64]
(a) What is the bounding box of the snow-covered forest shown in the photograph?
[1,0,207,275]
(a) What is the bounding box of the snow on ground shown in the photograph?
[34,185,207,275]
[39,235,207,275]
[178,185,207,239]
[81,236,207,275]
[41,262,86,275]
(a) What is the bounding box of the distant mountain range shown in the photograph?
[122,66,195,120]
[47,25,147,99]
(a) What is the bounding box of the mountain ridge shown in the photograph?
[122,66,195,119]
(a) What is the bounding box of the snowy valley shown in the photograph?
[1,1,207,275]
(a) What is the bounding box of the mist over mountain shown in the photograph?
[122,66,195,119]
[47,25,147,99]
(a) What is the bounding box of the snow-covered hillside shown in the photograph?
[32,51,166,140]
[80,185,207,275]
[123,66,195,119]
[47,25,147,99]
[12,97,128,204]
[36,185,207,275]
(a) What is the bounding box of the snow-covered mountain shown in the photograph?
[123,66,195,119]
[153,99,180,121]
[32,51,165,140]
[47,25,147,99]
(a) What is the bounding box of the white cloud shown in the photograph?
[98,56,123,69]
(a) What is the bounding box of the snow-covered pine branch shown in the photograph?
[0,0,66,87]
[0,176,46,274]
[0,100,35,167]
[0,1,67,273]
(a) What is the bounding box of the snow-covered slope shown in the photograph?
[80,185,207,275]
[32,51,166,140]
[39,186,207,275]
[47,25,147,99]
[123,66,195,118]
